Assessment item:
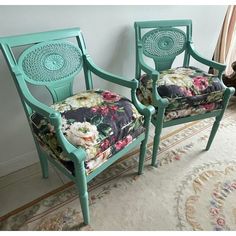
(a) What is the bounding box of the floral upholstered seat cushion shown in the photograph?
[137,66,225,121]
[30,90,145,175]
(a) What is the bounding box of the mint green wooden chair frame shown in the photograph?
[0,28,155,225]
[134,20,235,166]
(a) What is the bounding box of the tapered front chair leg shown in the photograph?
[35,142,49,179]
[138,140,148,175]
[138,109,152,175]
[151,124,163,167]
[151,109,165,167]
[206,116,221,151]
[75,161,90,225]
[206,88,234,151]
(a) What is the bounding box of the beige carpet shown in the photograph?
[1,99,236,231]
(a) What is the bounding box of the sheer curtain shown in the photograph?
[213,5,236,75]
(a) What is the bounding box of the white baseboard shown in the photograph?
[0,150,39,177]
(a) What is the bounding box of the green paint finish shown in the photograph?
[0,28,154,225]
[134,19,235,167]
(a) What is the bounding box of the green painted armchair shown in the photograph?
[134,19,235,166]
[0,28,154,225]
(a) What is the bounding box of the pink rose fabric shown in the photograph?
[102,90,121,102]
[193,76,209,91]
[137,66,225,122]
[30,89,145,175]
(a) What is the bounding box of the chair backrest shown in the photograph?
[0,28,93,116]
[134,19,192,74]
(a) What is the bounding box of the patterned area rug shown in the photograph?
[1,99,236,230]
[176,161,236,231]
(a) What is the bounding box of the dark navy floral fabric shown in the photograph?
[30,89,145,175]
[137,66,225,121]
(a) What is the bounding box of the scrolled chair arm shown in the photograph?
[188,41,226,73]
[131,82,156,116]
[137,49,169,108]
[84,54,155,117]
[150,72,169,108]
[222,61,236,95]
[84,54,139,90]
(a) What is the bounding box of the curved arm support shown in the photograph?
[70,147,87,164]
[16,72,86,163]
[85,53,155,122]
[131,85,155,116]
[85,55,138,89]
[137,47,169,108]
[217,86,235,121]
[226,86,235,97]
[188,42,226,73]
[151,73,169,108]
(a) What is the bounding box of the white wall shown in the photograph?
[0,5,227,177]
